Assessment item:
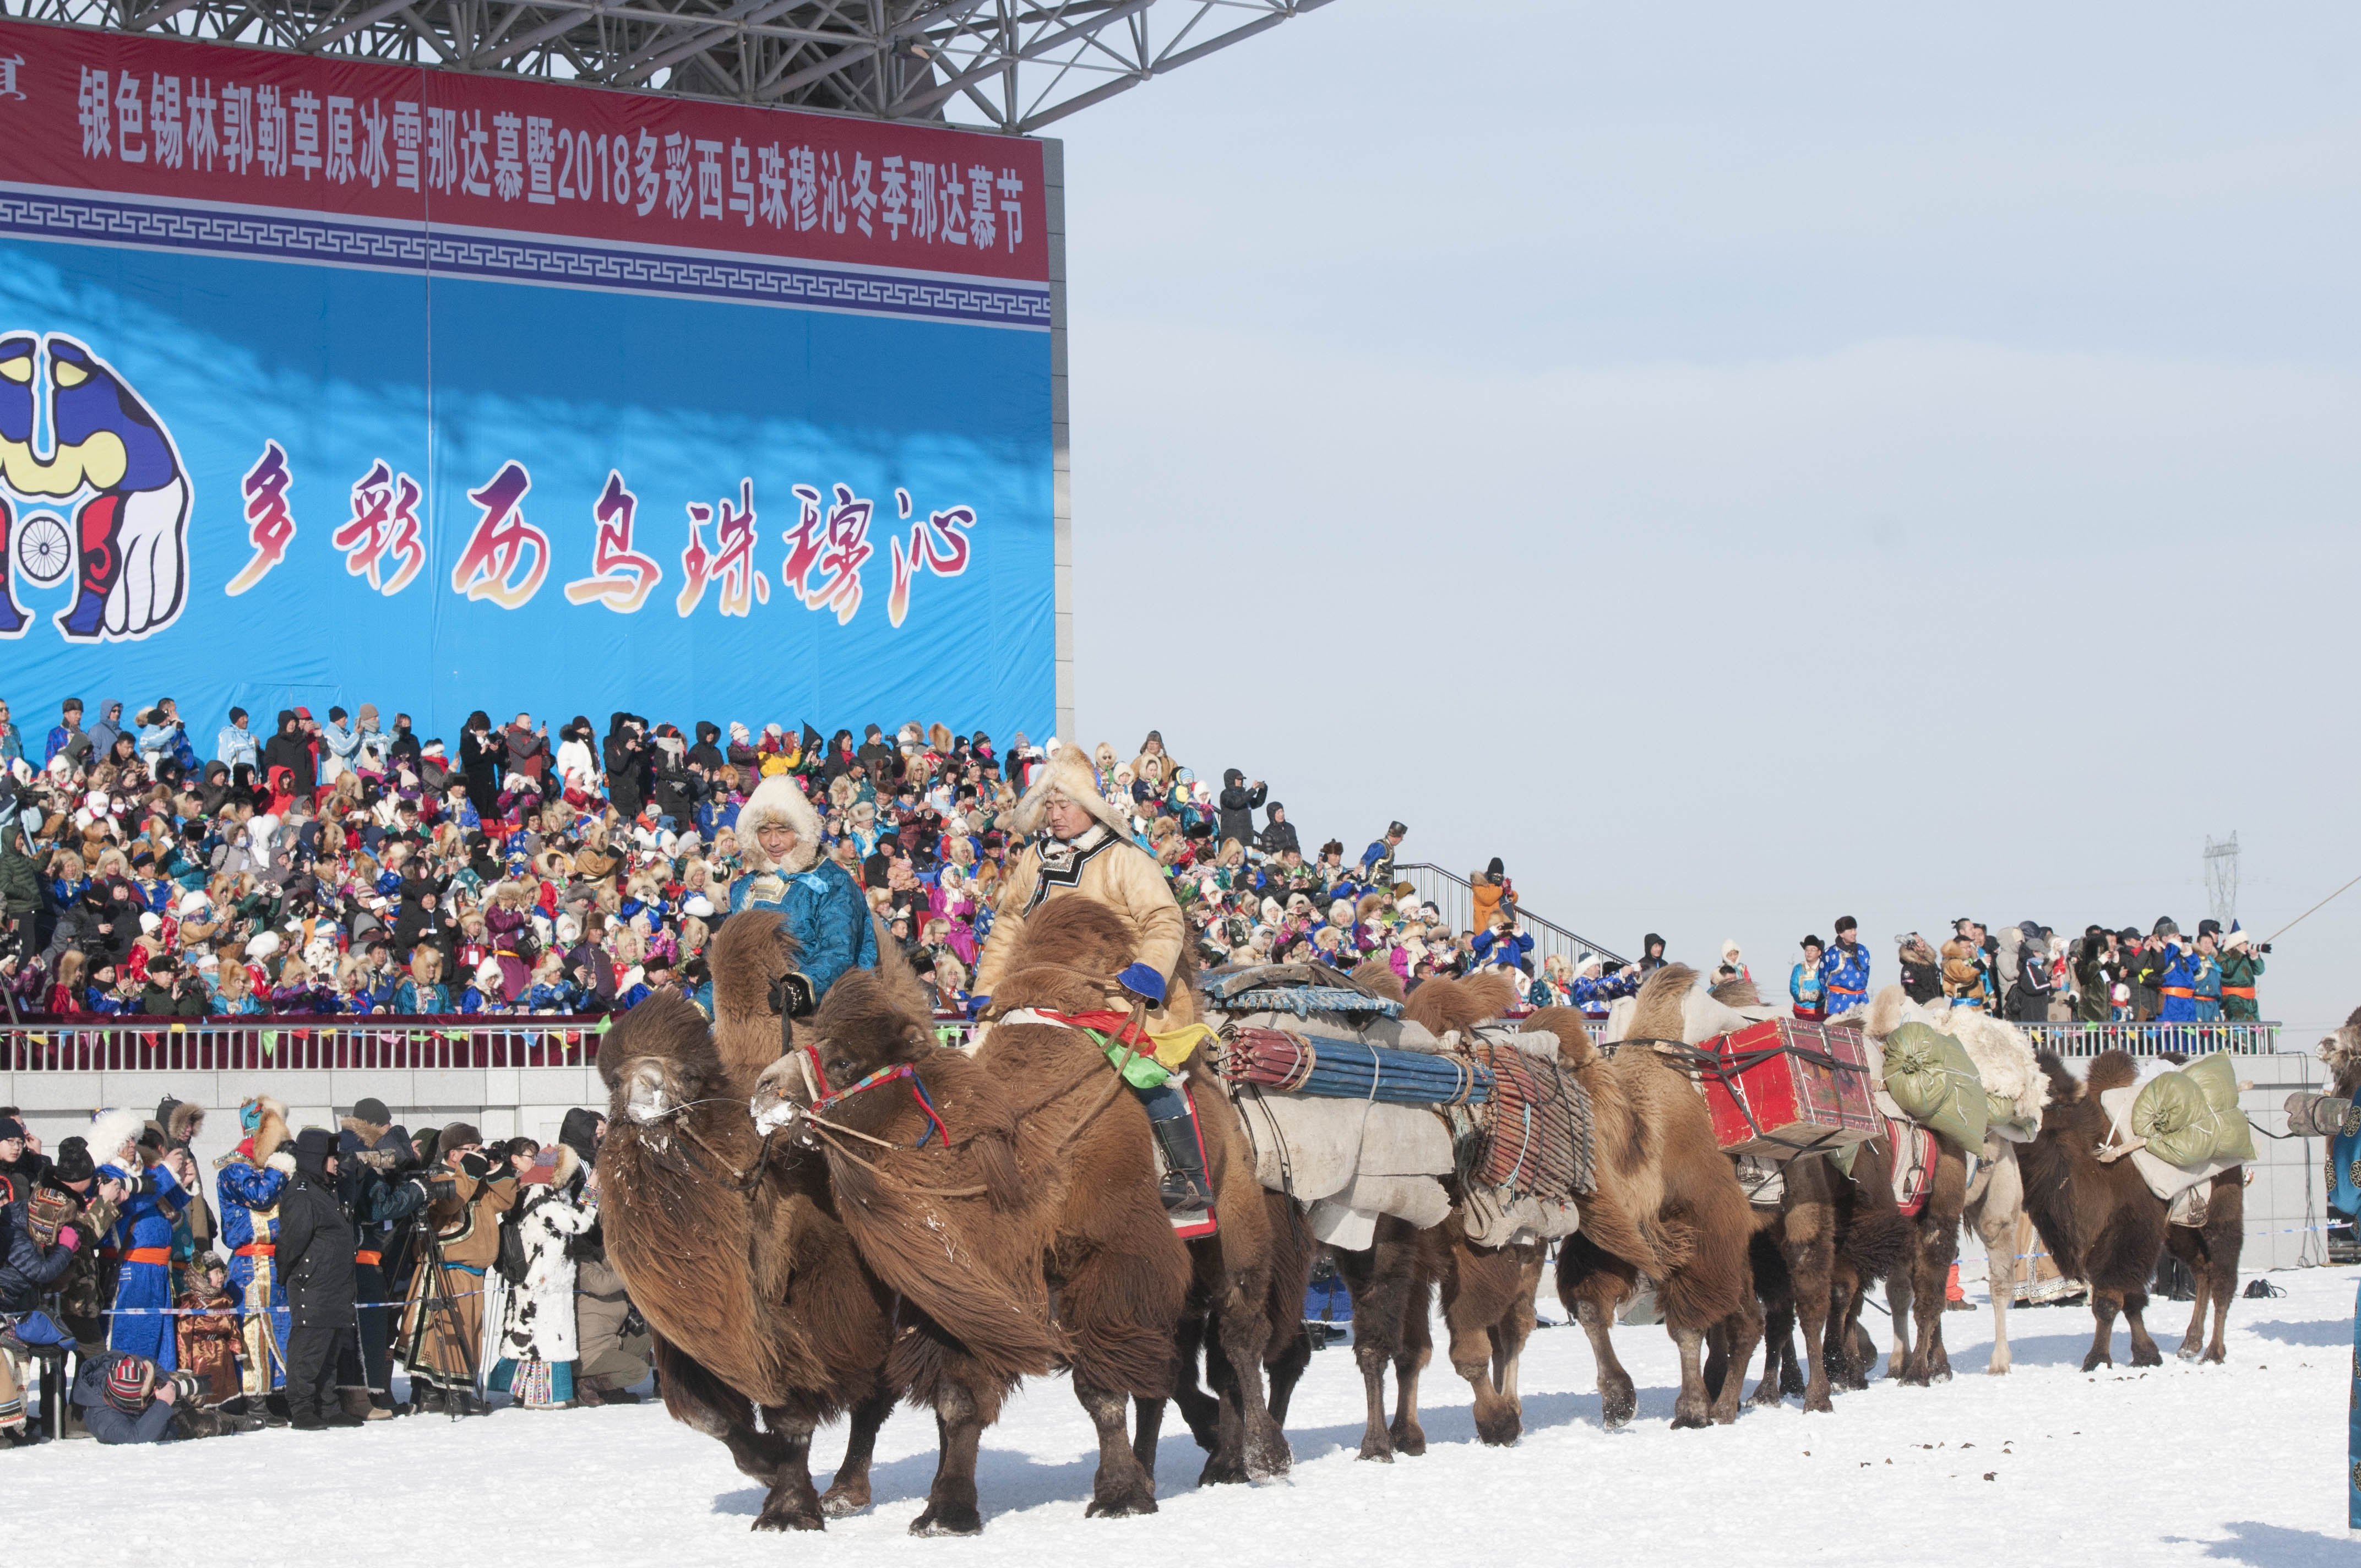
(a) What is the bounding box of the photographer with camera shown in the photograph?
[69,1348,258,1442]
[395,1122,516,1416]
[2219,926,2268,1020]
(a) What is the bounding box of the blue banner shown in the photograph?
[0,27,1054,749]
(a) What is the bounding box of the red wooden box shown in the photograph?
[1700,1019,1881,1161]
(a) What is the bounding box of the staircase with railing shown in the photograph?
[1391,863,1626,974]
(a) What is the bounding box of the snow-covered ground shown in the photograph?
[15,1267,2355,1566]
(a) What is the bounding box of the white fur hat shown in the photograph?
[247,931,282,960]
[738,774,822,875]
[1010,746,1132,839]
[476,959,504,988]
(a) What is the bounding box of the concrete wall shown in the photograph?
[2,1066,605,1218]
[10,1049,2335,1275]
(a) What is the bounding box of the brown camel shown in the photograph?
[1557,965,1764,1428]
[750,895,1282,1530]
[1287,965,1549,1457]
[1690,978,1909,1413]
[1726,1139,1912,1409]
[596,924,900,1533]
[2019,1048,2245,1369]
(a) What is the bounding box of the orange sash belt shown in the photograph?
[2222,986,2256,999]
[2159,986,2195,999]
[355,1250,383,1267]
[234,1243,274,1257]
[122,1246,170,1266]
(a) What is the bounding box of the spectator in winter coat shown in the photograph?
[1940,935,1987,1010]
[1257,802,1300,858]
[2006,923,2055,1022]
[2189,931,2224,1022]
[2152,927,2199,1023]
[1790,938,1826,1020]
[1817,917,1871,1016]
[492,1140,596,1407]
[2219,928,2267,1021]
[260,711,316,800]
[85,698,126,764]
[217,1097,296,1402]
[45,697,85,768]
[1471,914,1533,974]
[275,1128,360,1428]
[1897,934,1944,1005]
[1215,769,1267,852]
[319,708,363,785]
[1637,933,1668,974]
[1472,858,1512,932]
[215,707,259,770]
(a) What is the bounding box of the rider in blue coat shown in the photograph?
[728,775,877,1012]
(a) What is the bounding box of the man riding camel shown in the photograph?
[973,742,1209,1226]
[729,774,877,1016]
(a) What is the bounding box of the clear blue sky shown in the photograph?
[1058,1,2360,1030]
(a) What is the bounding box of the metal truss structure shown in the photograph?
[1,0,1334,130]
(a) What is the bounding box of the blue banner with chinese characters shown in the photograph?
[0,21,1053,744]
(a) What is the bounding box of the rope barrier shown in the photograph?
[84,1289,482,1317]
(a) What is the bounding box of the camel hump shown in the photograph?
[1004,894,1136,978]
[1401,970,1522,1036]
[2083,1047,2140,1097]
[597,989,715,1088]
[710,907,801,1021]
[1524,1005,1601,1068]
[1709,977,1762,1007]
[1350,956,1407,1003]
[1624,962,1699,1043]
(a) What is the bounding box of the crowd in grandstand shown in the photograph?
[0,694,2266,1029]
[0,696,1468,1026]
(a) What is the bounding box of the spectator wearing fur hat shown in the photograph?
[216,1096,296,1408]
[91,1107,188,1370]
[1897,933,1944,1006]
[2219,927,2266,1020]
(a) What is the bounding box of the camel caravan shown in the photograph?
[592,877,2261,1535]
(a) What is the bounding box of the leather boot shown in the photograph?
[1148,1108,1215,1224]
[340,1387,385,1422]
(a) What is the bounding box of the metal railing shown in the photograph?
[2,1016,609,1072]
[2012,1019,2282,1057]
[1391,863,1628,973]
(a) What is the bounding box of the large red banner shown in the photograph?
[0,18,1048,281]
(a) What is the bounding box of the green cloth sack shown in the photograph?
[1984,1091,2040,1143]
[2131,1053,2255,1167]
[1881,1022,1988,1150]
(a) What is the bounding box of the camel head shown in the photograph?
[751,965,939,1147]
[599,990,726,1125]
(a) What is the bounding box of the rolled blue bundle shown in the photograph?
[1233,1028,1492,1106]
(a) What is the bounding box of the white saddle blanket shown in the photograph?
[1232,1088,1455,1234]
